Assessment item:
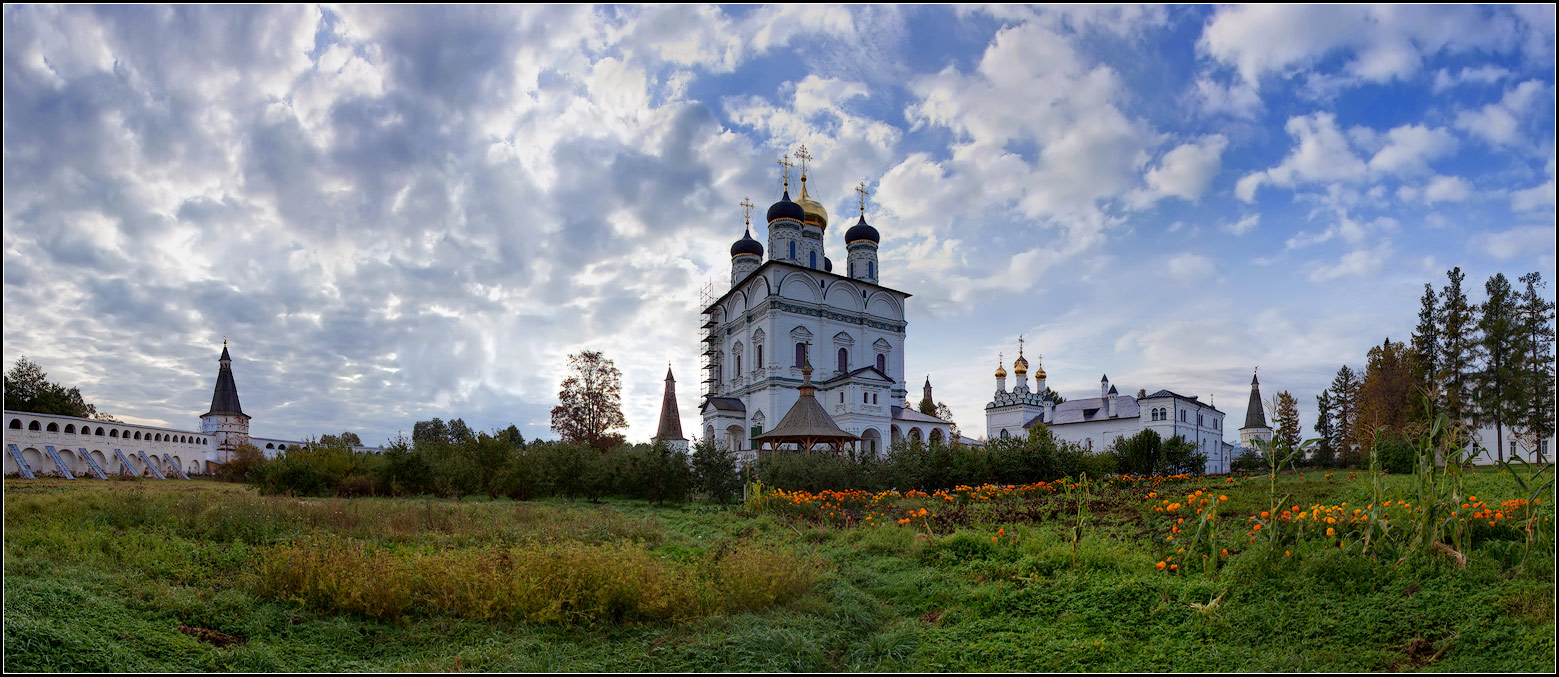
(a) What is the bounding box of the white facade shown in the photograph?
[986,359,1234,474]
[1466,424,1555,465]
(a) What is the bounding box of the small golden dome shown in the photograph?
[797,179,828,228]
[1035,366,1047,380]
[995,364,1008,379]
[1013,354,1029,374]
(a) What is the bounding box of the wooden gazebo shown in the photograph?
[750,362,860,454]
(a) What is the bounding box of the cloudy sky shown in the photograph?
[4,5,1554,446]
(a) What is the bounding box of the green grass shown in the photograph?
[4,470,1552,672]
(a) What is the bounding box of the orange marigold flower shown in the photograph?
[1326,527,1335,536]
[1156,561,1167,571]
[1221,548,1229,557]
[1260,511,1270,518]
[1253,523,1263,531]
[1170,564,1178,571]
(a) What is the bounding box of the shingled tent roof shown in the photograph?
[1242,370,1268,430]
[654,367,686,441]
[751,362,858,452]
[204,342,247,418]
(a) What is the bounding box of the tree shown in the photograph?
[499,424,526,449]
[1355,338,1416,451]
[1044,387,1066,404]
[550,350,628,451]
[934,401,959,438]
[318,431,363,447]
[1274,391,1302,455]
[691,437,742,503]
[4,357,108,419]
[1409,283,1440,418]
[1108,429,1206,476]
[1476,273,1526,462]
[1329,365,1361,466]
[1438,267,1481,426]
[1313,390,1337,468]
[412,418,452,448]
[918,391,937,417]
[1515,272,1556,456]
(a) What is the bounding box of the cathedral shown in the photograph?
[694,149,952,459]
[984,339,1237,474]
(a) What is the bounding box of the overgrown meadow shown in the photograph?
[4,460,1552,672]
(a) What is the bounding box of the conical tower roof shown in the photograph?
[1242,369,1268,430]
[654,366,686,442]
[204,341,246,418]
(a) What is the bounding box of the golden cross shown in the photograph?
[1018,334,1024,357]
[855,180,870,216]
[777,154,793,189]
[795,144,812,180]
[739,197,754,226]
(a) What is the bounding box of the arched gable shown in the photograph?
[865,292,902,320]
[778,273,820,303]
[823,280,864,311]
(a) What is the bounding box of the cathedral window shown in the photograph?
[876,353,886,373]
[837,348,848,373]
[756,345,763,369]
[840,393,845,403]
[1000,429,1009,439]
[863,392,869,404]
[789,242,796,259]
[810,251,817,269]
[1179,410,1186,422]
[736,355,742,375]
[873,393,878,404]
[868,261,874,277]
[795,343,807,367]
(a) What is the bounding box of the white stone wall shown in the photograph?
[4,410,305,477]
[6,411,215,476]
[1466,424,1555,465]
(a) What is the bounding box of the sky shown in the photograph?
[3,5,1555,446]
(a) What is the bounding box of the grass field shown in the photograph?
[4,469,1553,672]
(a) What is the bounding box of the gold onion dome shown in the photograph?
[995,363,1008,379]
[797,179,828,228]
[1035,363,1047,379]
[1013,353,1029,375]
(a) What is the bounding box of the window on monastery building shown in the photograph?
[868,261,874,277]
[1000,429,1009,439]
[872,393,878,404]
[7,419,20,430]
[837,348,848,373]
[863,392,868,404]
[28,420,40,431]
[795,342,806,367]
[810,251,817,269]
[756,345,763,369]
[840,392,844,403]
[789,242,796,259]
[736,355,742,375]
[1179,410,1186,422]
[876,353,886,373]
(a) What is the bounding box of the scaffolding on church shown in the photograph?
[698,281,718,399]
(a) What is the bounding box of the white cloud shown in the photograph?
[1475,225,1556,260]
[1166,252,1214,282]
[1200,5,1520,88]
[1238,112,1366,202]
[1133,134,1229,205]
[1223,213,1260,236]
[1454,79,1548,146]
[1366,124,1458,175]
[1307,241,1394,282]
[1431,65,1512,92]
[1421,175,1473,204]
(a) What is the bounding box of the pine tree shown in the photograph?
[1355,338,1416,450]
[1515,272,1556,460]
[1314,390,1337,467]
[1330,365,1361,466]
[1438,267,1481,426]
[1476,273,1526,462]
[1274,391,1302,456]
[1409,283,1440,416]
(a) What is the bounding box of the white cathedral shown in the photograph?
[983,339,1240,474]
[693,150,952,459]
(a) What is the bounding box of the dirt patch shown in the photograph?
[921,610,943,626]
[178,625,244,648]
[1386,633,1453,672]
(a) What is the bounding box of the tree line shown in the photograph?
[1308,269,1554,468]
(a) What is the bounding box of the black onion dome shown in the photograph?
[824,257,833,273]
[730,228,764,258]
[844,215,879,244]
[767,190,805,223]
